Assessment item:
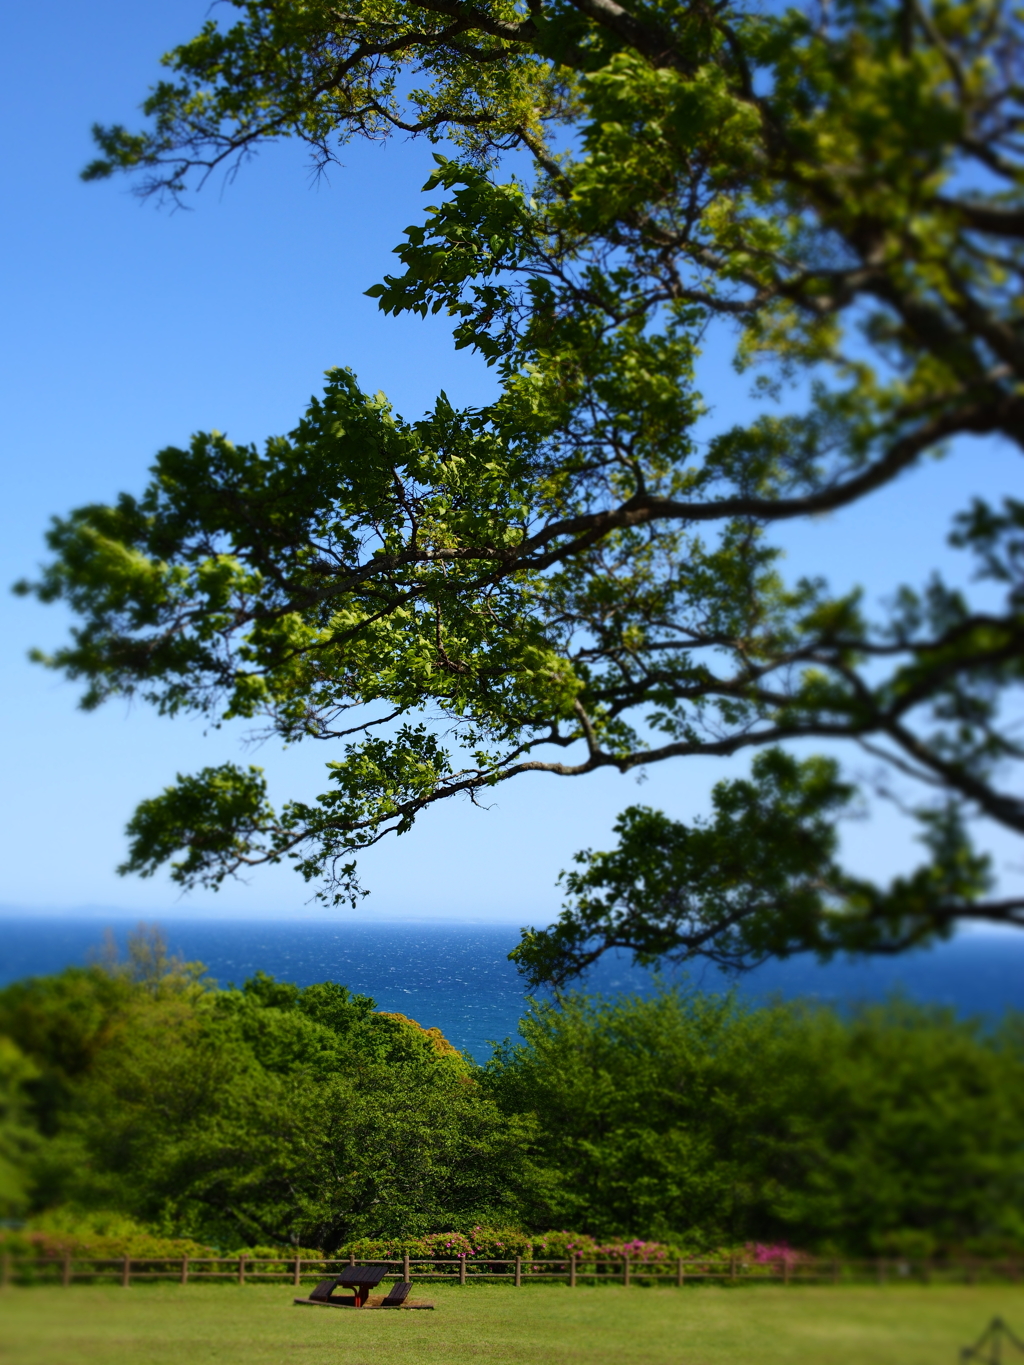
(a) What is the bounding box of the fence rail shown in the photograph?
[1,1252,1022,1289]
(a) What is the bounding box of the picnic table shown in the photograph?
[337,1264,388,1307]
[294,1267,431,1310]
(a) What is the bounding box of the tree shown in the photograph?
[3,959,531,1247]
[0,1038,37,1219]
[54,987,530,1249]
[481,989,1024,1253]
[17,0,1024,982]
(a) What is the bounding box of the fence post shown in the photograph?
[403,1252,410,1282]
[180,1256,189,1286]
[122,1256,131,1288]
[623,1252,630,1288]
[61,1253,71,1287]
[349,1252,356,1268]
[238,1256,246,1286]
[292,1257,301,1287]
[459,1254,467,1286]
[569,1253,576,1289]
[676,1258,684,1288]
[514,1256,522,1288]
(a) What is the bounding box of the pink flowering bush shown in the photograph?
[596,1238,675,1262]
[746,1241,803,1265]
[334,1228,693,1274]
[0,1215,809,1276]
[524,1230,599,1266]
[586,1239,688,1276]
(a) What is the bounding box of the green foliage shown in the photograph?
[512,752,993,984]
[46,1034,523,1252]
[333,1226,686,1266]
[0,1209,218,1260]
[0,937,529,1251]
[0,927,206,1137]
[483,989,1024,1254]
[17,0,1024,980]
[0,1036,38,1218]
[2,941,1024,1256]
[336,1227,534,1262]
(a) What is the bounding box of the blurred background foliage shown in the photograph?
[0,929,1022,1258]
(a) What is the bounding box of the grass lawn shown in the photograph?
[1,1282,1021,1365]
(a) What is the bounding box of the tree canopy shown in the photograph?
[17,0,1024,982]
[5,943,1024,1255]
[483,988,1024,1252]
[0,931,525,1248]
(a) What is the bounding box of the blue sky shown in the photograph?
[1,1,1020,925]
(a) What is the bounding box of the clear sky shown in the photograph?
[1,1,1020,925]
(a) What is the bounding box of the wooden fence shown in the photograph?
[1,1253,1022,1289]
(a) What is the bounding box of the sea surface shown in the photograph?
[1,916,1023,1061]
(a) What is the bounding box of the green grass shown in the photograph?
[1,1282,1022,1365]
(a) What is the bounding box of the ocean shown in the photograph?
[1,915,1022,1062]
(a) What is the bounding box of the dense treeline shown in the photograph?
[488,994,1024,1255]
[1,933,1022,1257]
[0,935,526,1251]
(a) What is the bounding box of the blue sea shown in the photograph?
[1,916,1022,1061]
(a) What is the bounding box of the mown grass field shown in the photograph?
[1,1283,1022,1365]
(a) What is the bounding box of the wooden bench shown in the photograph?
[294,1277,347,1307]
[382,1282,434,1310]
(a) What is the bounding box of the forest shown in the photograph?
[1,933,1022,1262]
